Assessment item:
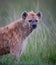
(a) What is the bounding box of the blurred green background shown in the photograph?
[0,0,56,65]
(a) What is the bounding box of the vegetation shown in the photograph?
[0,0,56,65]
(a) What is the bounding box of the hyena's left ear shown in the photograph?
[22,11,28,19]
[37,12,41,19]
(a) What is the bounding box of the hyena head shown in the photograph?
[22,11,41,31]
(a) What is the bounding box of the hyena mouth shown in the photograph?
[30,24,37,30]
[30,25,37,32]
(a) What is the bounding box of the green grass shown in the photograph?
[18,21,56,65]
[0,0,56,65]
[0,21,56,65]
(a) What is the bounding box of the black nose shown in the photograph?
[32,24,37,29]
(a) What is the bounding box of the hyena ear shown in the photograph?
[22,11,28,19]
[37,12,41,19]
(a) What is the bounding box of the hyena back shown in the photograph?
[0,11,41,61]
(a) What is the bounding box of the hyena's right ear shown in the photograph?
[22,11,28,19]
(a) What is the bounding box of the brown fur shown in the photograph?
[0,11,40,61]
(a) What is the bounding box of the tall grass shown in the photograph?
[0,0,56,65]
[18,14,56,65]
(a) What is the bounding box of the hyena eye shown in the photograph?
[29,20,32,22]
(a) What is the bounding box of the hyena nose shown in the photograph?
[30,20,37,29]
[32,21,37,29]
[32,24,37,29]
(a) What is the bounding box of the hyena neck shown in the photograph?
[20,20,32,39]
[22,26,32,39]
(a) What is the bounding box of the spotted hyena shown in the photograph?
[0,11,41,61]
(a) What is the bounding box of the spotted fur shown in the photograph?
[0,11,41,61]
